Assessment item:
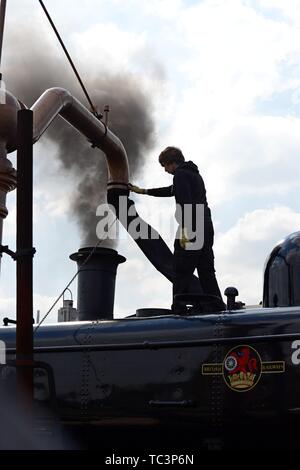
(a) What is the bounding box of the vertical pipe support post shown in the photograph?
[16,109,34,403]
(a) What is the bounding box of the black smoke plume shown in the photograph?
[4,25,156,246]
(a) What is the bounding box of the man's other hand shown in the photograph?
[179,227,190,249]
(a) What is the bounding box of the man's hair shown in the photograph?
[158,146,185,166]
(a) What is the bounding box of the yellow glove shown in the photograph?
[128,183,147,194]
[179,227,190,249]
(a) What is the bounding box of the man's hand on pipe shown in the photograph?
[128,183,147,194]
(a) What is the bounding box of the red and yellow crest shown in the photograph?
[202,344,285,392]
[223,345,262,391]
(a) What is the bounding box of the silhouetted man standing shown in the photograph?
[129,146,223,312]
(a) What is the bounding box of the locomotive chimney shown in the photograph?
[70,247,126,321]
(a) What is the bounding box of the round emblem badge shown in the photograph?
[223,345,262,392]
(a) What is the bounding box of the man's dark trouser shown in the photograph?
[172,241,223,313]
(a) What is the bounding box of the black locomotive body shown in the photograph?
[1,303,300,449]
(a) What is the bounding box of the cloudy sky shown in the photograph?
[1,0,300,323]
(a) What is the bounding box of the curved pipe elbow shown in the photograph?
[31,87,129,184]
[31,87,74,142]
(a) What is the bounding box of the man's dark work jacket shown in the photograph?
[146,161,213,249]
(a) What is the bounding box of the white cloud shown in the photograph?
[2,199,16,240]
[258,0,300,26]
[0,294,15,320]
[72,23,147,74]
[0,290,59,324]
[215,206,300,304]
[202,115,300,205]
[31,294,61,324]
[32,141,78,218]
[178,5,290,122]
[105,0,184,19]
[115,234,172,317]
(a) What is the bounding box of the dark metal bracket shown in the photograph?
[16,248,36,258]
[0,245,36,261]
[3,318,17,326]
[0,244,17,260]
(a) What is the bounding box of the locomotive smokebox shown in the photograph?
[263,231,300,307]
[70,247,126,321]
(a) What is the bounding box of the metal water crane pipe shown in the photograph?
[31,87,129,185]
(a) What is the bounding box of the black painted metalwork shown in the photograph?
[263,232,300,307]
[16,109,34,401]
[1,306,300,449]
[70,247,126,321]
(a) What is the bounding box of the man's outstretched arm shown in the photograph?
[129,183,173,197]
